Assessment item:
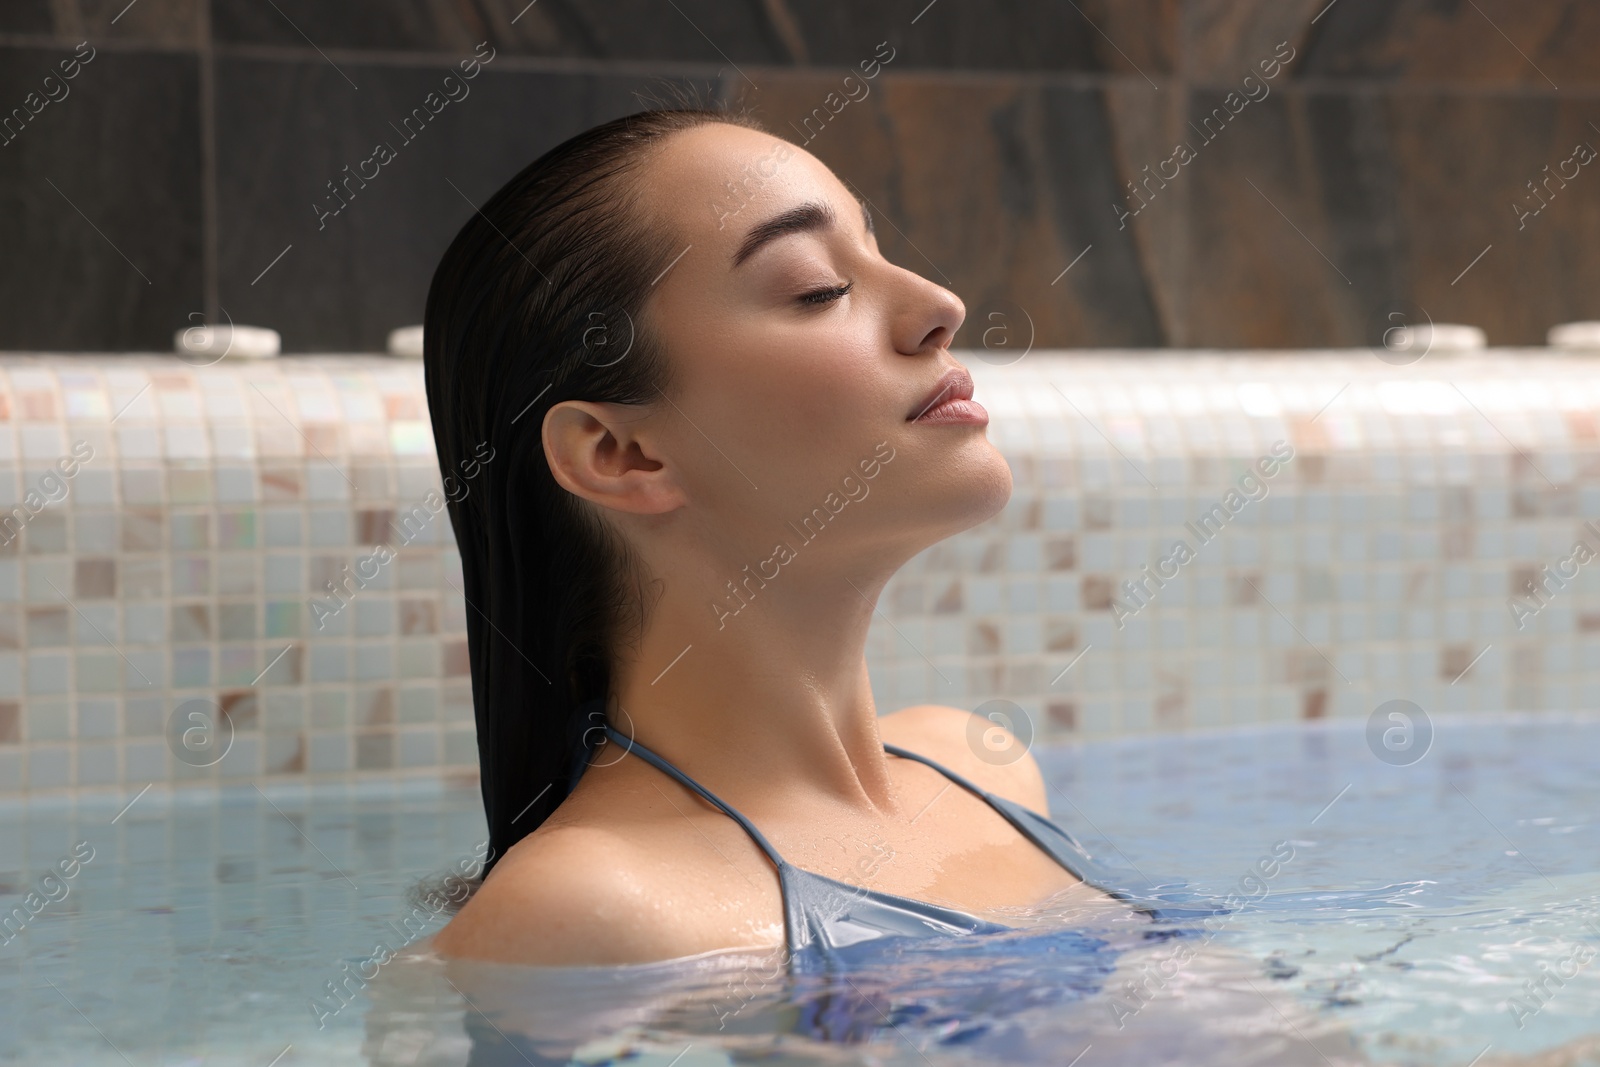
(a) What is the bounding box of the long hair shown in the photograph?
[423,106,766,885]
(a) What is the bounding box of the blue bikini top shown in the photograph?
[597,722,1197,972]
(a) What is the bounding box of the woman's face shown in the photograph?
[611,122,1012,572]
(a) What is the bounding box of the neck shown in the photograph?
[604,555,903,818]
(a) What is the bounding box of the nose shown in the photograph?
[891,269,966,356]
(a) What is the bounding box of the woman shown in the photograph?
[423,106,1142,970]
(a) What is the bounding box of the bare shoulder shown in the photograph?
[430,825,715,966]
[879,704,1051,814]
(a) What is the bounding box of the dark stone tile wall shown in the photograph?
[1,0,1597,351]
[1181,87,1600,347]
[208,0,1177,73]
[1293,0,1600,88]
[214,56,689,350]
[0,0,201,47]
[0,45,202,350]
[211,0,795,64]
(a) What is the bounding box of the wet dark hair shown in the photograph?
[422,104,767,893]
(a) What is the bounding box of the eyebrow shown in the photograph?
[731,197,875,267]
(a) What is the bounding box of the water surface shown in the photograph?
[4,714,1598,1065]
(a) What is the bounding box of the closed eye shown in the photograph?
[799,281,853,306]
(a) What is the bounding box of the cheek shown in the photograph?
[772,341,890,465]
[658,283,895,503]
[713,328,884,456]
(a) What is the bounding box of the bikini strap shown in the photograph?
[883,740,1098,867]
[601,723,788,870]
[881,741,1002,804]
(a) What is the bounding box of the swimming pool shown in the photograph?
[5,712,1597,1065]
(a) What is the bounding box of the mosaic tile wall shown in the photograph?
[0,356,473,798]
[2,350,1598,797]
[881,351,1600,742]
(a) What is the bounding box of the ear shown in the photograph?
[541,400,682,516]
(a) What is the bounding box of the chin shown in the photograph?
[921,436,1014,538]
[970,442,1015,519]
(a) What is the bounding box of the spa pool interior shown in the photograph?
[5,714,1600,1066]
[5,350,1600,1064]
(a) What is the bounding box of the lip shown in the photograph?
[907,367,986,424]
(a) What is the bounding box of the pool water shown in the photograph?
[3,713,1598,1066]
